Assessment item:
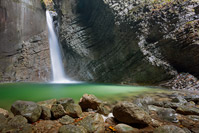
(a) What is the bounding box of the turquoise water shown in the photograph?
[0,83,167,110]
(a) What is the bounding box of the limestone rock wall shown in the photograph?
[53,0,199,84]
[0,0,51,82]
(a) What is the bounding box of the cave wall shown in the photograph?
[53,0,199,84]
[0,0,51,82]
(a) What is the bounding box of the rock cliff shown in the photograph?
[0,0,51,82]
[53,0,199,84]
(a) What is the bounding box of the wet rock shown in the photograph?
[33,120,62,133]
[59,124,87,133]
[51,104,66,119]
[176,106,199,115]
[150,119,163,127]
[191,126,199,133]
[40,106,51,120]
[97,104,110,116]
[105,117,118,126]
[58,115,74,125]
[0,115,32,133]
[187,115,199,121]
[171,96,187,104]
[182,128,192,133]
[185,95,199,103]
[154,125,186,133]
[37,99,57,109]
[133,97,152,112]
[164,102,181,109]
[4,124,32,133]
[148,105,178,123]
[0,108,9,117]
[57,98,74,108]
[113,101,151,125]
[11,100,42,123]
[184,101,196,107]
[152,101,165,107]
[77,113,105,133]
[0,114,7,124]
[79,94,102,111]
[8,115,28,126]
[134,97,154,105]
[114,124,138,133]
[65,103,82,118]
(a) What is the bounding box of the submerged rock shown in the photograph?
[184,95,199,103]
[148,105,178,123]
[171,96,187,104]
[79,94,102,111]
[59,124,87,133]
[154,125,186,133]
[113,101,151,125]
[11,100,42,123]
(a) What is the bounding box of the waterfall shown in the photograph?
[46,10,72,83]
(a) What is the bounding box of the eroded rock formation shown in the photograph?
[53,0,199,84]
[0,0,51,82]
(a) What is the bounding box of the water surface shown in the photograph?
[0,83,168,110]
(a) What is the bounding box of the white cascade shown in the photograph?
[46,10,72,83]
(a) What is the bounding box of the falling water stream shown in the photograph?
[46,11,72,83]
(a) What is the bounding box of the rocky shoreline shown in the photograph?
[0,89,199,133]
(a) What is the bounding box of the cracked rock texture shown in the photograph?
[0,0,51,82]
[53,0,199,84]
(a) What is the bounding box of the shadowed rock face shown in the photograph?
[53,0,199,84]
[0,0,51,82]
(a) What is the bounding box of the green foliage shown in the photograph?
[40,0,46,10]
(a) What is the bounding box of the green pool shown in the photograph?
[0,83,168,110]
